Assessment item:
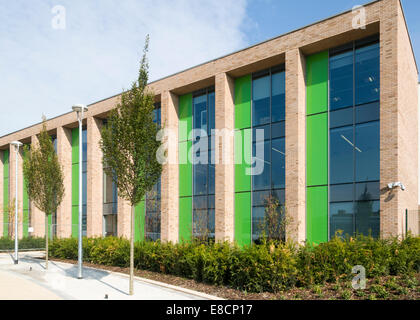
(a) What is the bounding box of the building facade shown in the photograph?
[0,0,418,245]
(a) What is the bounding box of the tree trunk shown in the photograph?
[129,205,134,295]
[45,214,49,270]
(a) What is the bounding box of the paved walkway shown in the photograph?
[0,252,219,300]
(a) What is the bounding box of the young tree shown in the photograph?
[23,119,64,269]
[100,35,163,295]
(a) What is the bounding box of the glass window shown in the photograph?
[330,50,354,110]
[329,202,354,239]
[193,94,207,131]
[330,184,354,202]
[271,138,285,189]
[251,66,285,242]
[192,88,215,239]
[330,126,354,184]
[355,200,379,238]
[330,107,353,128]
[355,43,380,105]
[252,75,270,126]
[355,181,380,201]
[271,71,285,122]
[355,101,379,124]
[252,140,270,191]
[329,37,380,240]
[355,121,379,182]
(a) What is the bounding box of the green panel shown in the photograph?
[179,140,192,197]
[3,151,9,237]
[71,206,78,238]
[307,186,328,244]
[234,129,251,192]
[179,93,192,142]
[3,150,9,237]
[71,128,79,238]
[234,192,251,247]
[72,128,80,164]
[307,51,328,115]
[307,113,328,186]
[135,201,145,242]
[48,214,52,239]
[234,74,251,129]
[179,197,192,242]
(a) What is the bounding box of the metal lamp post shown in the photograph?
[10,141,23,264]
[72,104,88,279]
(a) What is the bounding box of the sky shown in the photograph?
[1,0,419,137]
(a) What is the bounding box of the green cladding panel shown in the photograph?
[234,192,251,247]
[306,51,328,115]
[179,140,192,197]
[3,150,9,237]
[179,197,192,242]
[135,201,145,242]
[307,186,328,244]
[71,128,79,238]
[307,113,328,186]
[234,129,251,192]
[179,93,192,142]
[234,75,251,129]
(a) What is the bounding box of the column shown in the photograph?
[379,0,419,237]
[285,49,307,244]
[9,144,24,239]
[87,116,103,237]
[160,90,179,243]
[117,198,131,238]
[56,126,72,238]
[214,73,235,242]
[30,135,45,237]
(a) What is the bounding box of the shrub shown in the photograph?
[48,235,420,294]
[0,237,45,251]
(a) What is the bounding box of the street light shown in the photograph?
[72,104,88,279]
[10,141,23,265]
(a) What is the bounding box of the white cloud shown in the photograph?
[0,0,248,137]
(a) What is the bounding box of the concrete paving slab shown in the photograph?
[0,252,220,300]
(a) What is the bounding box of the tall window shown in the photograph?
[145,103,161,241]
[251,65,286,242]
[329,35,380,238]
[192,87,215,239]
[102,120,118,237]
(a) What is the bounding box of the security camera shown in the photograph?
[388,182,406,191]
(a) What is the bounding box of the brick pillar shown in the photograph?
[0,150,4,236]
[160,90,179,243]
[285,48,307,244]
[379,0,418,238]
[215,73,235,242]
[9,144,24,239]
[30,135,45,237]
[87,117,103,237]
[117,199,131,239]
[56,126,72,238]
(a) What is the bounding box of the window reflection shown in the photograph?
[251,66,285,242]
[329,36,380,239]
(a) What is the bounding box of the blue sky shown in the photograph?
[1,0,419,137]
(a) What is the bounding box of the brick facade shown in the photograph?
[0,0,417,240]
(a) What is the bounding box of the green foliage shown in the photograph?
[22,119,64,216]
[99,35,162,207]
[0,237,45,250]
[49,235,420,294]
